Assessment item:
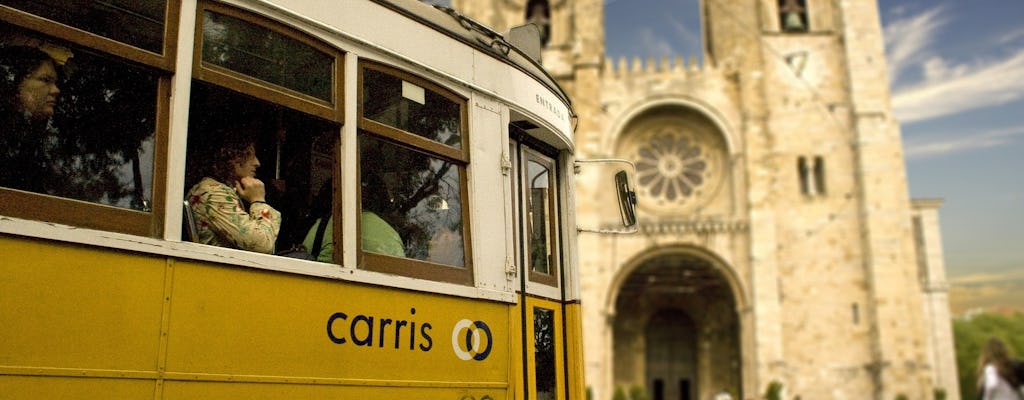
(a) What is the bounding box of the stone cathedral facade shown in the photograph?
[452,0,959,399]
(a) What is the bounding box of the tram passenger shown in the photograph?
[299,174,406,262]
[299,179,334,262]
[0,45,61,193]
[186,128,282,253]
[359,171,406,258]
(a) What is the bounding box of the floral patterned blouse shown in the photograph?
[187,177,281,254]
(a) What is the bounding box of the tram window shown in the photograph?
[2,0,168,54]
[533,307,557,400]
[184,82,338,256]
[186,2,344,257]
[200,9,333,102]
[358,135,466,264]
[0,22,167,236]
[525,150,558,286]
[194,2,343,122]
[361,66,464,153]
[358,62,470,285]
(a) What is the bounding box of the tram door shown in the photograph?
[511,128,567,400]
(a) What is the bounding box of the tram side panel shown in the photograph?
[0,235,514,399]
[0,235,166,398]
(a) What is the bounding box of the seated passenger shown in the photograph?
[0,45,61,192]
[359,172,405,258]
[360,210,405,257]
[300,178,405,262]
[186,129,281,253]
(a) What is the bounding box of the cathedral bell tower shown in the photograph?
[450,0,958,398]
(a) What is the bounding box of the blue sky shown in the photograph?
[603,0,1024,278]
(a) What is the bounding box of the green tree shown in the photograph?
[952,311,1024,400]
[764,380,783,400]
[629,384,647,400]
[613,386,628,400]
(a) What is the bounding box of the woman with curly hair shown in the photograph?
[977,337,1023,400]
[186,128,281,253]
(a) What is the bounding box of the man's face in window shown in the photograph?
[18,60,60,120]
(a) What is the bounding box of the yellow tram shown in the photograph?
[0,0,635,399]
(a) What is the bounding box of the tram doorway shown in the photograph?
[612,252,741,400]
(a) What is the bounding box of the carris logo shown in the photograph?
[451,319,492,361]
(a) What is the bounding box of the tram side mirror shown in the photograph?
[615,170,637,227]
[575,159,639,234]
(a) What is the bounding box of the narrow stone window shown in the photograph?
[778,0,809,33]
[852,303,860,324]
[813,156,826,195]
[525,0,551,46]
[798,156,811,195]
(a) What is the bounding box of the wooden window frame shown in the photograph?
[193,1,345,122]
[357,61,472,285]
[188,1,346,261]
[523,148,559,287]
[0,2,178,237]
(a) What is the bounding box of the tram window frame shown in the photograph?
[0,2,179,237]
[186,1,345,260]
[193,1,344,122]
[356,61,473,285]
[510,129,562,290]
[523,148,559,287]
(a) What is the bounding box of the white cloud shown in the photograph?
[884,6,1024,124]
[892,49,1024,123]
[883,6,946,85]
[667,15,700,51]
[905,125,1024,159]
[998,28,1024,45]
[638,28,675,57]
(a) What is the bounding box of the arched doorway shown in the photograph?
[613,252,741,400]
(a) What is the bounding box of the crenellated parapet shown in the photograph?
[602,55,714,78]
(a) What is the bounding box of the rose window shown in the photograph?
[624,124,724,213]
[636,132,707,201]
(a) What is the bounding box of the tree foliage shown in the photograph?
[952,311,1024,400]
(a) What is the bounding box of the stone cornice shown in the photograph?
[637,218,748,235]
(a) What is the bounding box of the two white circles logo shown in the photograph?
[451,319,492,361]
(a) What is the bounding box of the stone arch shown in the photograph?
[605,244,748,400]
[606,99,739,215]
[603,244,747,316]
[602,96,738,159]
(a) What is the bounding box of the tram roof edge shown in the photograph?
[370,0,573,112]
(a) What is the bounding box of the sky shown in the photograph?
[602,0,1024,279]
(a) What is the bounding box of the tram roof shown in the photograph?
[371,0,573,110]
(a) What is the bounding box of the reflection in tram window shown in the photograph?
[1,26,159,211]
[201,10,333,102]
[2,0,168,53]
[358,134,464,266]
[358,62,469,283]
[361,67,462,149]
[534,307,556,400]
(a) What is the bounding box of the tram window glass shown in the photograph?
[525,150,558,286]
[200,10,333,102]
[1,0,168,54]
[0,21,168,236]
[361,67,463,151]
[533,307,557,400]
[188,3,344,257]
[358,62,470,285]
